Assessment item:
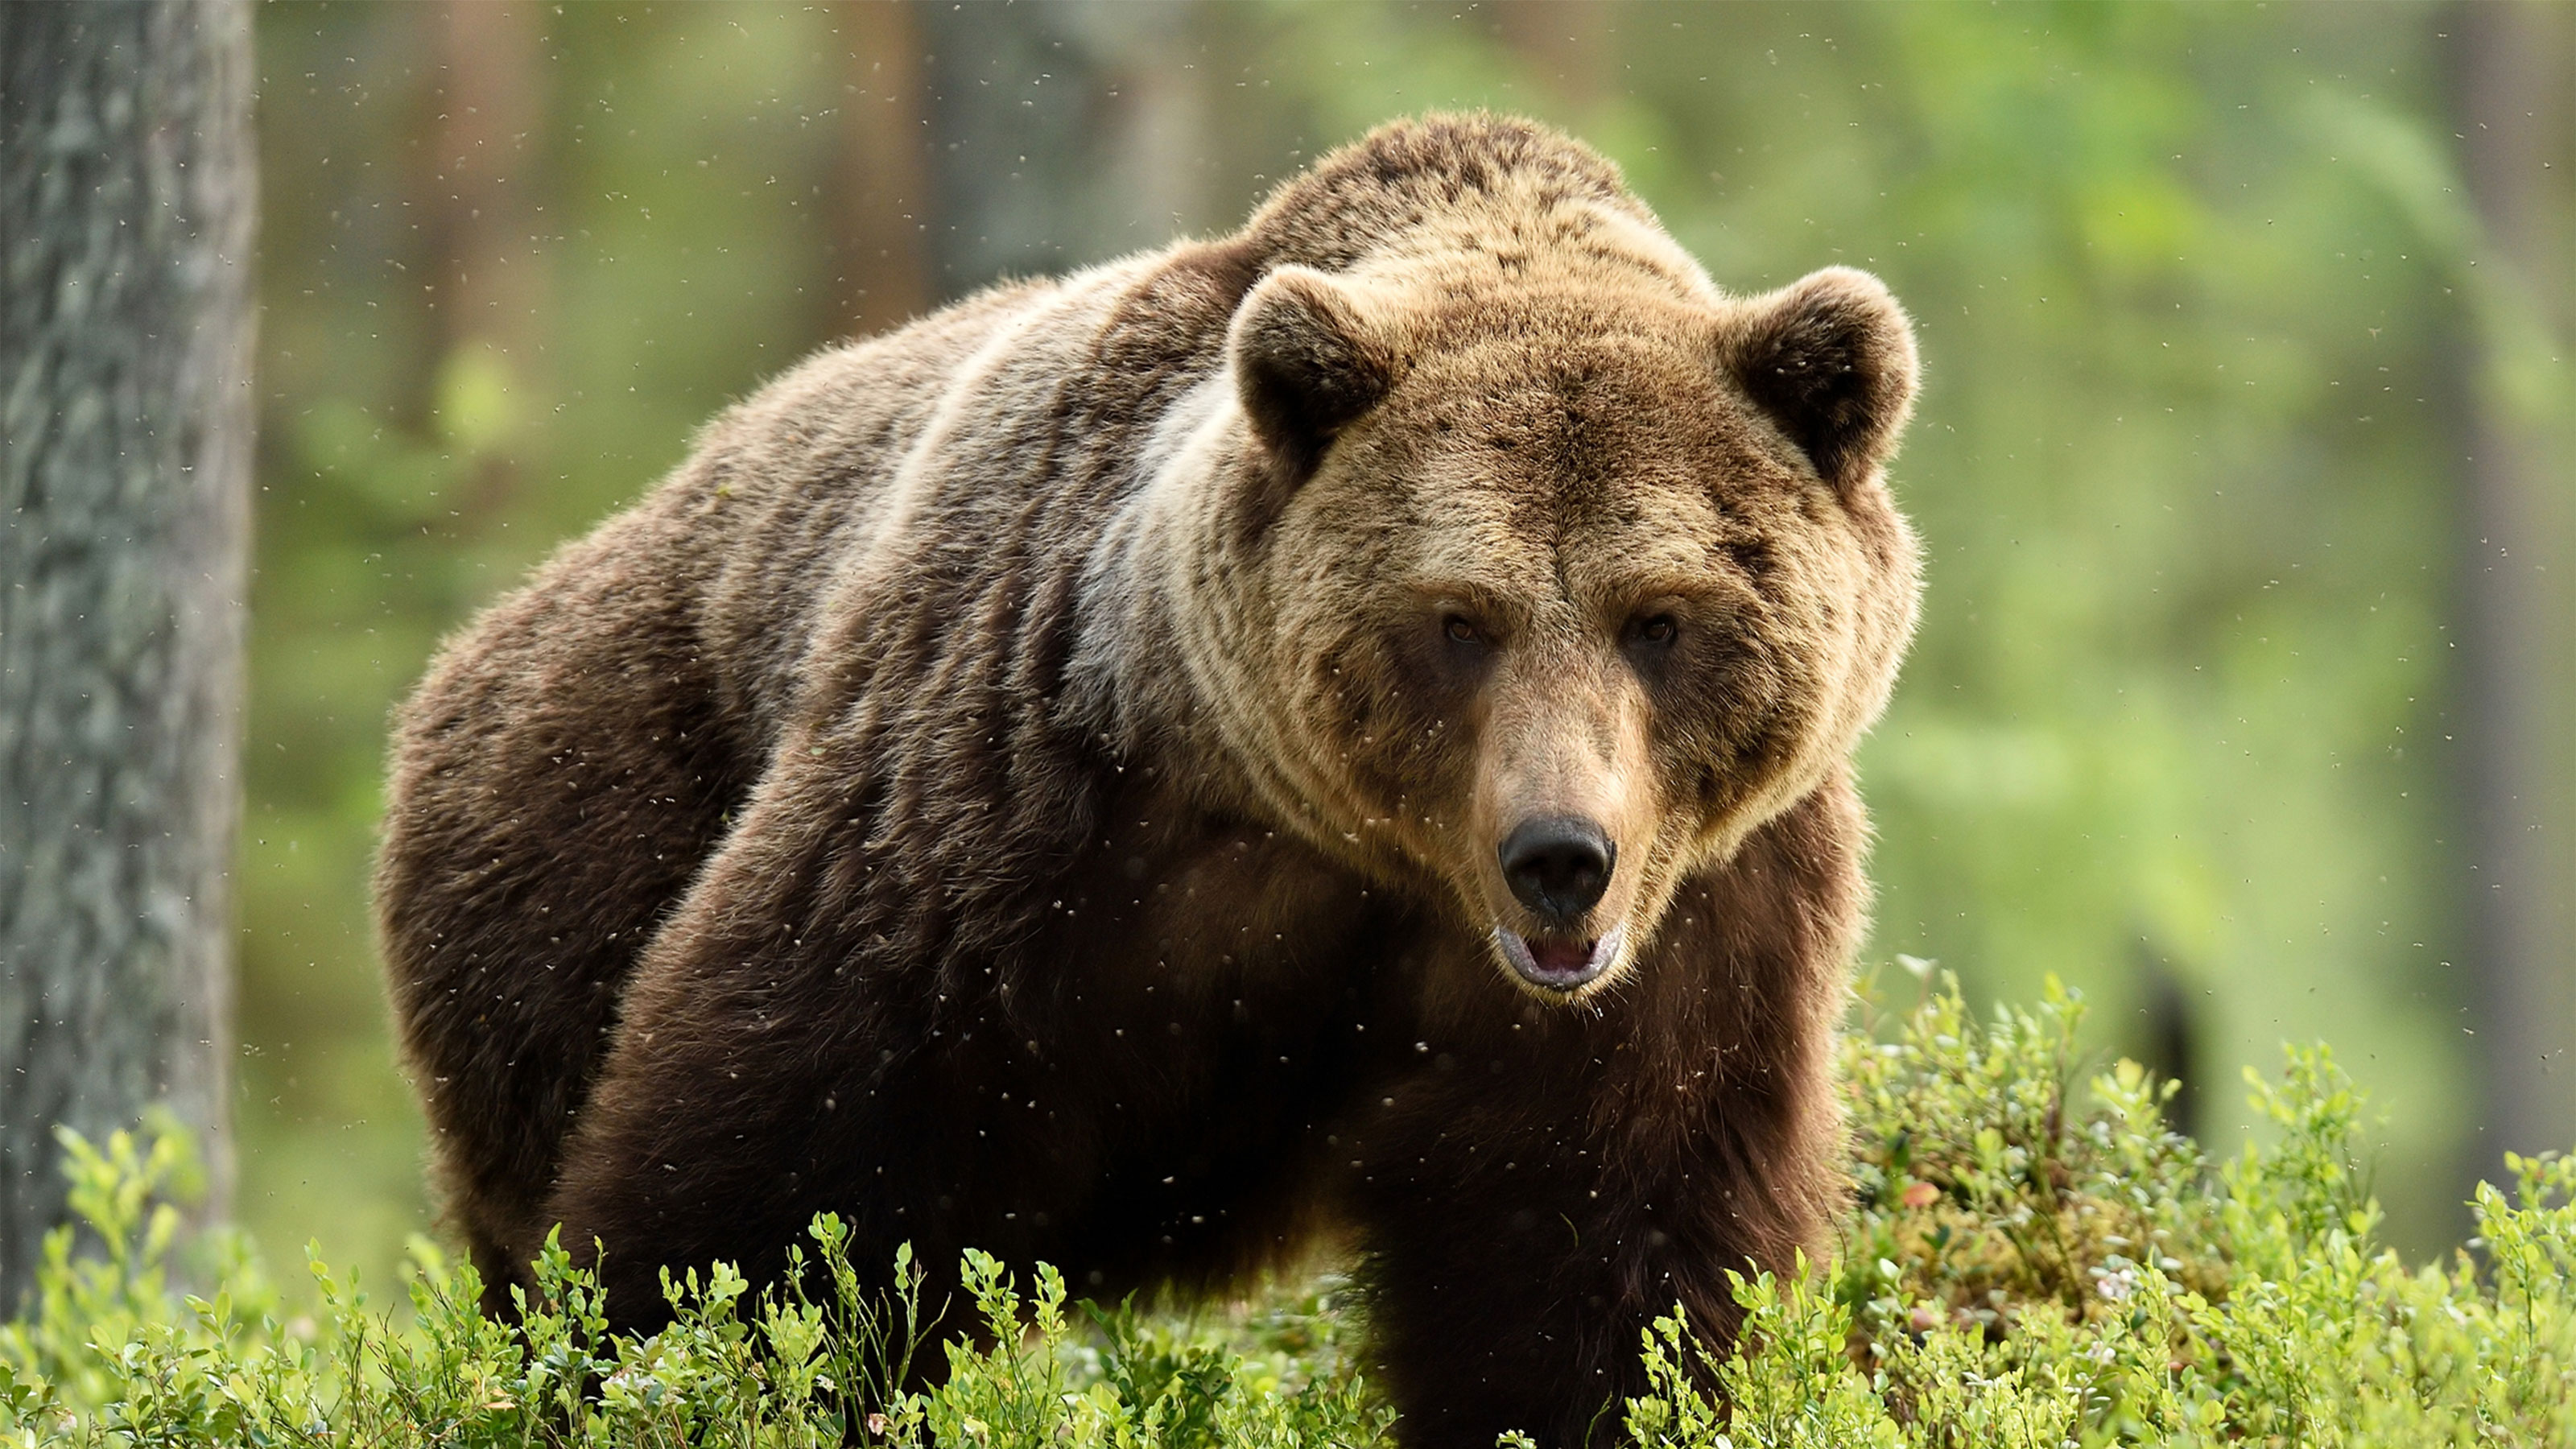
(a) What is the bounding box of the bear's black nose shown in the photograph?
[1499,816,1616,925]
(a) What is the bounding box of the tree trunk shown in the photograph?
[421,0,547,519]
[826,0,934,342]
[913,0,1212,301]
[0,0,254,1306]
[2453,0,2576,1181]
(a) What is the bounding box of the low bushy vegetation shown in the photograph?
[7,980,2574,1447]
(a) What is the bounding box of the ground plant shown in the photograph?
[6,980,2572,1447]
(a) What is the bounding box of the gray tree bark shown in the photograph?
[0,0,254,1305]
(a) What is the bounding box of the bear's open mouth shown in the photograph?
[1493,923,1627,993]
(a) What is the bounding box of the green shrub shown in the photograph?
[6,980,2573,1446]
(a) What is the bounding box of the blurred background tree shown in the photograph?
[240,0,2572,1289]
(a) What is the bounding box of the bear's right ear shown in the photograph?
[1228,266,1399,481]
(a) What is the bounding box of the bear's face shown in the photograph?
[1196,260,1919,1001]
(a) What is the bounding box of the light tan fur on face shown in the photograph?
[1140,214,1920,1003]
[1459,625,1662,976]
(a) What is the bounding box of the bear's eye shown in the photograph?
[1443,616,1484,645]
[1631,614,1679,646]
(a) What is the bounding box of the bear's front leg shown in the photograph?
[533,765,1022,1339]
[535,758,1392,1344]
[538,923,934,1335]
[1352,901,1848,1447]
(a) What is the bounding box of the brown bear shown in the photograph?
[376,114,1920,1446]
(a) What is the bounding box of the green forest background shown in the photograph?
[237,1,2574,1293]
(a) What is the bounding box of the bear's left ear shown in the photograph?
[1716,266,1918,490]
[1229,266,1400,481]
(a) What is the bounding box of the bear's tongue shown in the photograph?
[1528,937,1594,976]
[1493,924,1622,992]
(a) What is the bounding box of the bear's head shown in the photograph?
[1168,221,1919,1002]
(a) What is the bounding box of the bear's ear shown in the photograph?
[1717,266,1918,490]
[1228,266,1399,480]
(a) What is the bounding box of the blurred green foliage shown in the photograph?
[239,1,2568,1292]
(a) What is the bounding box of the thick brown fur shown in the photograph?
[377,114,1921,1447]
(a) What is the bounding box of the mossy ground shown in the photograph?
[7,979,2574,1447]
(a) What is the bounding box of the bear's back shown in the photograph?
[650,275,1069,744]
[612,113,1675,749]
